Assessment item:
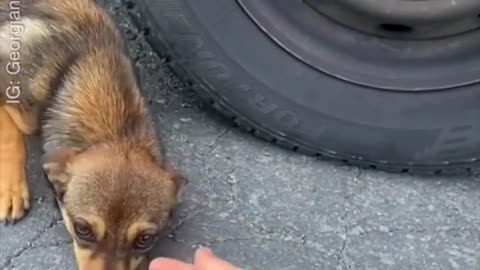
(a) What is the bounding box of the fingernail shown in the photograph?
[201,247,213,255]
[195,246,214,259]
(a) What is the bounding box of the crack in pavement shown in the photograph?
[0,216,63,269]
[336,168,364,270]
[212,168,328,253]
[338,213,349,270]
[224,167,238,205]
[167,210,202,243]
[234,219,322,252]
[201,127,232,168]
[194,233,328,269]
[200,127,236,204]
[194,227,329,256]
[207,166,238,207]
[180,160,320,252]
[346,224,480,238]
[196,236,256,247]
[30,239,73,250]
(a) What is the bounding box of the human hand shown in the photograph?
[149,247,241,270]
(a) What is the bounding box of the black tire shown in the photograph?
[129,0,480,175]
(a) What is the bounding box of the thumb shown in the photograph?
[193,248,242,270]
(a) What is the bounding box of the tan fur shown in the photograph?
[74,242,146,270]
[0,0,183,269]
[0,106,29,221]
[127,222,159,244]
[4,105,38,135]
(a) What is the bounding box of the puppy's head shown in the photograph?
[42,143,183,270]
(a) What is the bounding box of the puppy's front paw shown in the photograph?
[0,169,30,223]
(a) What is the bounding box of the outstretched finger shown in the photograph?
[194,248,242,270]
[149,258,197,270]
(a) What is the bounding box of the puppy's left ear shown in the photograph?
[42,147,82,202]
[163,162,188,204]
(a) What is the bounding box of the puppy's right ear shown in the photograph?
[42,147,82,202]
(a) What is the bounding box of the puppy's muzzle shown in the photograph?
[74,248,147,270]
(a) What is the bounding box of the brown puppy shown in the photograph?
[0,0,183,269]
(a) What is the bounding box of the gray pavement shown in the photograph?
[2,1,480,269]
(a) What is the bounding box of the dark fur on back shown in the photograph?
[1,0,159,156]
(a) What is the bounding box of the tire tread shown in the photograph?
[127,0,478,176]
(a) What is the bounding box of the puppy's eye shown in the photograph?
[73,222,95,242]
[133,233,157,251]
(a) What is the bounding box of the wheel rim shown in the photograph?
[308,0,480,39]
[237,0,480,91]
